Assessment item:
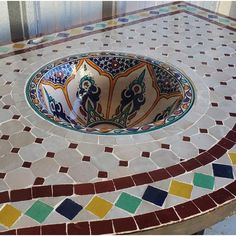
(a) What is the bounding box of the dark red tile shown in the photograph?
[0,191,10,204]
[3,105,10,109]
[90,220,113,234]
[59,166,69,173]
[199,128,208,133]
[166,164,185,177]
[195,152,216,165]
[11,148,20,153]
[42,223,66,235]
[67,222,90,235]
[199,149,206,154]
[69,143,78,149]
[174,201,200,219]
[34,177,45,185]
[35,138,43,144]
[0,229,16,235]
[46,152,55,158]
[104,147,113,153]
[32,186,52,198]
[82,155,90,162]
[155,208,180,224]
[95,180,115,193]
[53,184,73,197]
[134,212,159,229]
[148,169,171,181]
[218,138,235,149]
[17,226,40,235]
[233,124,236,132]
[211,102,218,107]
[1,135,9,140]
[226,131,236,143]
[215,120,223,125]
[207,144,227,159]
[225,96,232,100]
[74,183,95,195]
[113,217,137,233]
[225,181,236,196]
[12,115,20,120]
[119,160,128,167]
[141,151,150,158]
[98,171,108,178]
[113,176,135,190]
[0,173,6,179]
[209,188,234,205]
[193,195,217,212]
[183,136,190,142]
[23,126,31,132]
[132,173,153,185]
[22,161,32,168]
[181,159,202,171]
[229,112,236,117]
[161,143,170,149]
[10,188,32,202]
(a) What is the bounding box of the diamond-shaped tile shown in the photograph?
[142,186,168,206]
[193,173,215,190]
[115,192,142,214]
[56,199,83,220]
[212,163,234,179]
[169,180,193,199]
[85,196,112,219]
[57,32,70,38]
[25,200,53,223]
[83,26,94,31]
[0,204,21,228]
[229,152,236,165]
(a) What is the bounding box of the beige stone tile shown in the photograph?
[9,131,35,147]
[0,140,12,157]
[0,153,23,172]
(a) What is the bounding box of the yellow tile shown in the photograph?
[229,152,236,165]
[13,43,25,49]
[169,180,193,199]
[230,22,236,27]
[107,20,117,26]
[139,12,149,16]
[85,196,113,219]
[0,204,21,228]
[70,28,81,35]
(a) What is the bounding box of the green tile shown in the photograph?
[193,173,215,190]
[159,7,169,13]
[115,192,142,214]
[25,200,53,223]
[128,15,139,20]
[0,47,10,53]
[95,23,107,29]
[219,18,230,23]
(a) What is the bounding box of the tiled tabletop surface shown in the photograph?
[0,1,236,235]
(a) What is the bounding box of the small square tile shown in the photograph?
[22,161,32,168]
[46,152,55,158]
[199,128,208,133]
[115,192,142,214]
[98,171,108,178]
[142,186,168,206]
[11,148,20,153]
[3,105,10,109]
[1,135,9,140]
[212,163,234,179]
[0,173,6,179]
[12,115,20,120]
[69,143,78,149]
[59,167,69,173]
[34,177,45,185]
[118,18,129,22]
[56,199,82,220]
[169,180,193,199]
[0,204,21,228]
[85,196,112,219]
[161,144,170,149]
[119,160,128,167]
[193,173,215,190]
[141,151,150,158]
[82,156,90,162]
[35,138,43,144]
[215,120,223,125]
[13,43,25,49]
[23,126,31,132]
[25,200,53,223]
[183,136,190,142]
[104,147,113,153]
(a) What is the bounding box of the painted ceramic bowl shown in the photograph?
[26,52,194,135]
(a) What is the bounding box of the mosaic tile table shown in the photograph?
[0,1,236,235]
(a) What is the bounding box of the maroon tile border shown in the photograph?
[90,220,113,235]
[67,222,90,235]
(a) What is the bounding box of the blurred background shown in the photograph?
[0,1,236,45]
